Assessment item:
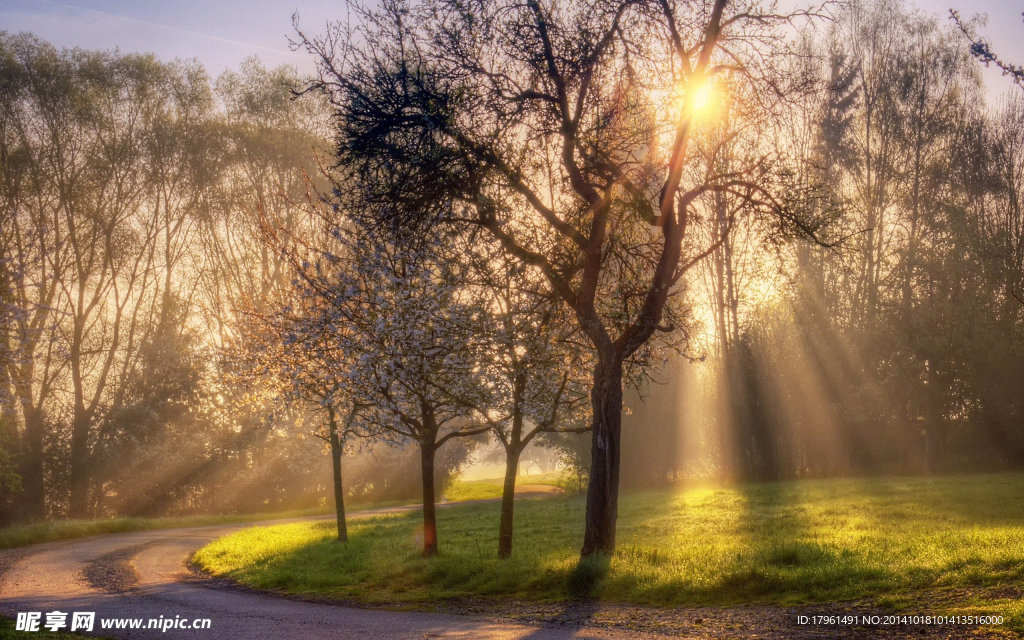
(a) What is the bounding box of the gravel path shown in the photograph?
[0,509,1016,639]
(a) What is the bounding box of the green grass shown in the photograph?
[443,471,578,502]
[0,506,335,550]
[194,473,1024,631]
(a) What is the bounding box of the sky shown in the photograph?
[1,0,1022,94]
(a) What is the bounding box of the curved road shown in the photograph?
[0,510,676,640]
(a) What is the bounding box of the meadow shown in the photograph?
[193,473,1024,630]
[441,471,578,502]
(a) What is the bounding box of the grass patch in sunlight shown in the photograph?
[0,507,327,550]
[443,471,578,502]
[0,494,434,550]
[194,473,1024,631]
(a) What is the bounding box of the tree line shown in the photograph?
[686,0,1024,482]
[0,36,341,522]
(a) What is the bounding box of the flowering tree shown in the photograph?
[291,222,489,556]
[951,10,1024,90]
[277,307,367,543]
[224,189,364,542]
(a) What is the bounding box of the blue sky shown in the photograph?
[1,0,1023,95]
[0,0,332,74]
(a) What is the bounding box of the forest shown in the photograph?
[1,0,1022,551]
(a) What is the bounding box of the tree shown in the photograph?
[0,37,176,517]
[0,33,81,518]
[275,289,368,543]
[295,0,826,555]
[94,293,202,516]
[291,222,489,556]
[459,239,591,557]
[951,10,1024,90]
[0,38,336,521]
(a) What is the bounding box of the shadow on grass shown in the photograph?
[211,491,892,606]
[567,554,610,599]
[732,481,891,602]
[197,474,1024,614]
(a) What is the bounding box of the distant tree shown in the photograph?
[0,34,79,518]
[0,37,186,517]
[0,38,336,521]
[951,10,1024,90]
[94,294,202,516]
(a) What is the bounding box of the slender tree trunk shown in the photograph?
[420,442,438,556]
[497,445,523,558]
[327,407,347,543]
[17,404,45,520]
[69,413,91,518]
[581,356,624,557]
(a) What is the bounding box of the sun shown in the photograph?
[690,82,714,114]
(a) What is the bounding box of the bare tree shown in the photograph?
[295,0,826,556]
[951,10,1024,90]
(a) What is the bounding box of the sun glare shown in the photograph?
[690,83,713,113]
[662,79,718,125]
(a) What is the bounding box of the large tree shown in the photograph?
[296,0,826,555]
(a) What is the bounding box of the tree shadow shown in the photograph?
[567,554,610,599]
[513,598,604,640]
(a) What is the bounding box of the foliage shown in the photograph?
[3,0,1024,565]
[0,35,334,522]
[294,0,837,555]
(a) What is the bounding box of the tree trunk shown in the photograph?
[497,445,523,558]
[581,357,624,557]
[69,413,91,518]
[328,407,348,543]
[17,404,45,520]
[420,442,438,556]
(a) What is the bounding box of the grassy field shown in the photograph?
[194,473,1024,630]
[442,471,580,502]
[0,479,577,551]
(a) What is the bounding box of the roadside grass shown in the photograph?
[0,507,331,550]
[443,471,578,502]
[194,473,1024,631]
[0,616,111,639]
[0,497,414,550]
